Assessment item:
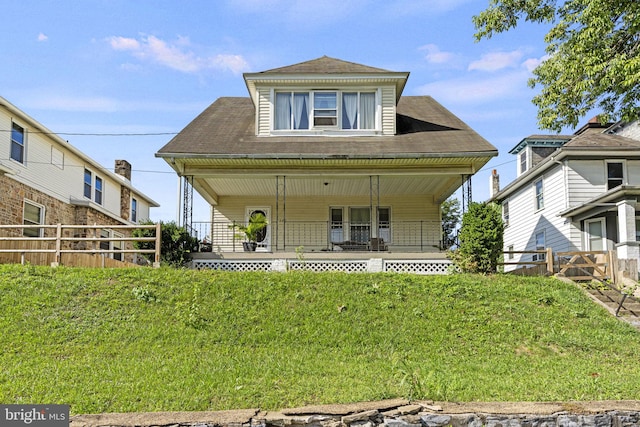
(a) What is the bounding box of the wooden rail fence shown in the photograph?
[0,224,161,268]
[502,248,619,284]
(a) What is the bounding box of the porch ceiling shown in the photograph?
[193,174,463,205]
[176,156,489,205]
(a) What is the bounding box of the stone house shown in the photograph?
[0,95,159,261]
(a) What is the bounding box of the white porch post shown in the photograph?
[615,199,639,265]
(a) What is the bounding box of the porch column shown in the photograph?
[615,199,639,263]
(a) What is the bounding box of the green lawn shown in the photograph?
[1,264,639,415]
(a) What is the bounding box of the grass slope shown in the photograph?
[1,264,639,414]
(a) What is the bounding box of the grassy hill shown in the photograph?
[1,264,639,415]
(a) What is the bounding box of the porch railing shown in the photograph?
[192,220,443,252]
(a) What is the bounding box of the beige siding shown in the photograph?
[381,86,396,135]
[211,194,441,252]
[256,88,271,136]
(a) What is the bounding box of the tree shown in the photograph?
[133,220,199,268]
[449,202,503,274]
[473,0,640,132]
[441,197,461,250]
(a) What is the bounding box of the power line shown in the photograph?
[0,129,178,136]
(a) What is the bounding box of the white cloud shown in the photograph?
[415,71,531,105]
[468,50,524,72]
[522,55,548,72]
[37,33,48,42]
[419,44,456,65]
[107,35,249,74]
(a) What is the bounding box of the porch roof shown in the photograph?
[156,96,497,161]
[559,185,640,221]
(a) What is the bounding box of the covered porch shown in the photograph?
[180,158,475,256]
[560,186,640,273]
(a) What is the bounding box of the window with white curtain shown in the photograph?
[275,92,309,130]
[274,90,376,131]
[342,92,375,129]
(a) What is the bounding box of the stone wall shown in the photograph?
[0,173,136,262]
[70,400,640,427]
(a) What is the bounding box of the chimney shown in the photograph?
[490,169,500,198]
[115,159,132,181]
[115,160,132,221]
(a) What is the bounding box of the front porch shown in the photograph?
[191,250,452,274]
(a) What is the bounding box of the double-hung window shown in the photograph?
[95,176,103,205]
[314,92,337,126]
[84,169,103,205]
[23,200,44,238]
[503,201,510,227]
[131,198,138,223]
[84,169,93,199]
[11,122,25,164]
[532,231,546,261]
[534,178,544,210]
[606,161,624,190]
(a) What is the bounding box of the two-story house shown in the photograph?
[0,96,159,262]
[491,117,640,274]
[156,56,497,271]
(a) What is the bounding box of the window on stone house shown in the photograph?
[11,122,25,164]
[23,200,44,238]
[131,198,138,223]
[95,176,103,205]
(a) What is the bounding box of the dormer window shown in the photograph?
[274,90,377,132]
[275,92,309,130]
[314,92,337,126]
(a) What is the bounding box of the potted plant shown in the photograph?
[231,212,268,251]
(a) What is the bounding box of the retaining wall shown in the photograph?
[71,399,640,427]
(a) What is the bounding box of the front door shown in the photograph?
[349,207,370,244]
[246,207,271,252]
[585,218,606,251]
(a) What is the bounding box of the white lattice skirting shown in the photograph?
[193,258,451,274]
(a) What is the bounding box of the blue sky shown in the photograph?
[1,0,569,221]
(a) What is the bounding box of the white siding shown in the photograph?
[566,160,606,206]
[256,88,270,136]
[503,164,575,269]
[614,121,640,140]
[381,86,396,135]
[627,160,640,185]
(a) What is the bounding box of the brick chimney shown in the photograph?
[115,160,132,221]
[490,169,500,198]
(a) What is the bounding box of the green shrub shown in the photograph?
[133,220,199,268]
[449,202,503,273]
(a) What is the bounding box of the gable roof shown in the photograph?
[259,56,393,74]
[156,96,497,159]
[562,132,640,150]
[243,56,410,104]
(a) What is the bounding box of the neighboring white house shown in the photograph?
[490,117,640,274]
[0,96,159,260]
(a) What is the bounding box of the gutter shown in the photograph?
[155,151,498,160]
